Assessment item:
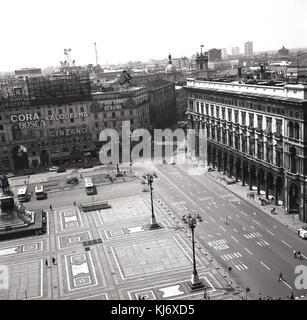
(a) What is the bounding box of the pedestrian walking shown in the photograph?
[45,259,48,267]
[278,272,284,282]
[52,257,56,265]
[293,249,297,259]
[49,205,52,211]
[73,201,76,206]
[298,251,303,260]
[24,180,27,185]
[80,173,83,179]
[290,292,295,300]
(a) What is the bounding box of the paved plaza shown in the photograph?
[0,193,239,300]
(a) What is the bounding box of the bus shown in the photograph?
[85,177,96,195]
[17,186,30,202]
[35,185,46,200]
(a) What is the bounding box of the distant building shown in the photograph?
[14,68,42,80]
[287,53,307,82]
[143,79,177,129]
[208,49,222,62]
[165,54,177,74]
[244,41,253,57]
[231,47,240,56]
[278,46,290,56]
[221,48,228,59]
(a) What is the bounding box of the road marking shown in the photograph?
[244,248,253,255]
[260,261,271,271]
[208,234,214,238]
[235,214,240,218]
[266,230,275,236]
[250,226,255,230]
[231,236,239,243]
[281,240,292,248]
[253,219,261,226]
[281,280,293,290]
[241,211,248,217]
[209,217,216,223]
[219,225,227,232]
[233,228,238,233]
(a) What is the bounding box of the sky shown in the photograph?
[0,0,306,71]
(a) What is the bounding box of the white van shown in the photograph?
[17,186,31,202]
[35,185,46,200]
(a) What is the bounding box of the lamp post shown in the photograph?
[142,172,160,229]
[182,213,205,290]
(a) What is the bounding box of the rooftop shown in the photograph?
[185,78,307,101]
[143,79,173,90]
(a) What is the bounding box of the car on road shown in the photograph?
[298,226,307,239]
[67,177,79,185]
[56,167,66,173]
[5,173,15,178]
[48,166,59,172]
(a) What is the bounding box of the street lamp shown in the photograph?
[142,172,160,229]
[182,213,205,290]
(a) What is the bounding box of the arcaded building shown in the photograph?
[185,79,307,222]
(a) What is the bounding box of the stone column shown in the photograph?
[265,176,269,200]
[249,167,253,191]
[257,171,261,195]
[273,179,278,205]
[241,164,245,186]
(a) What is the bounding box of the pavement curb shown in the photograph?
[205,171,301,233]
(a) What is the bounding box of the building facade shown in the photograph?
[208,49,222,62]
[0,75,150,171]
[244,41,254,57]
[185,79,307,222]
[143,79,177,129]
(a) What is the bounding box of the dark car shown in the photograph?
[67,177,79,185]
[57,167,66,173]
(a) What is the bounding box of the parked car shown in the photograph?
[56,167,66,173]
[298,226,307,239]
[5,173,15,178]
[67,177,79,185]
[48,166,59,172]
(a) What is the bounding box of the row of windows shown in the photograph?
[192,101,284,133]
[191,93,290,116]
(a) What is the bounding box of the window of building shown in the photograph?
[294,122,300,139]
[234,110,239,123]
[211,105,214,117]
[222,107,225,120]
[196,102,199,113]
[1,136,5,142]
[206,104,209,115]
[70,118,74,123]
[257,115,263,130]
[69,108,73,113]
[249,113,254,127]
[289,121,294,137]
[59,109,63,114]
[112,112,116,118]
[94,114,98,119]
[216,106,220,118]
[266,117,272,133]
[201,103,204,114]
[48,110,52,116]
[0,125,3,131]
[241,112,246,126]
[228,109,232,122]
[81,107,84,112]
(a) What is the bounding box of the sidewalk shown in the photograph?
[206,170,305,233]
